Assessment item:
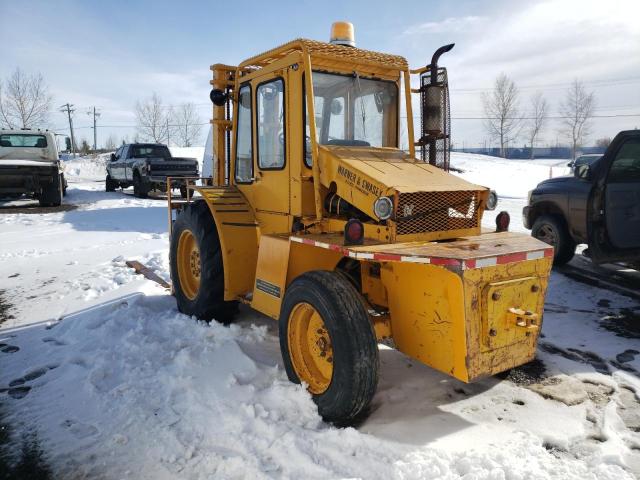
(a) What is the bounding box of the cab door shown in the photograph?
[588,132,640,263]
[251,74,289,232]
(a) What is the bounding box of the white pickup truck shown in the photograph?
[0,129,66,206]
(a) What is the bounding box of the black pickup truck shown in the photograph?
[106,143,198,198]
[523,130,640,265]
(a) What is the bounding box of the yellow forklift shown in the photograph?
[167,23,553,425]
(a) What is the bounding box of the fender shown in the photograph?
[192,185,259,301]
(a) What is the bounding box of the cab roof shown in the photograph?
[237,38,408,71]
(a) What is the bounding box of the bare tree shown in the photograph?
[175,103,202,147]
[482,73,521,158]
[596,137,611,149]
[0,68,52,129]
[135,93,173,143]
[560,79,595,160]
[526,92,548,159]
[104,134,117,151]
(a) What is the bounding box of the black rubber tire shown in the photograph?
[61,173,67,196]
[170,201,238,322]
[532,215,576,265]
[133,171,148,198]
[105,174,117,192]
[180,186,188,199]
[279,270,379,426]
[39,173,63,207]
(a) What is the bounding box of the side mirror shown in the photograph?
[575,164,591,180]
[567,162,574,168]
[110,153,117,162]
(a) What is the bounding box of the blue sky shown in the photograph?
[1,0,638,149]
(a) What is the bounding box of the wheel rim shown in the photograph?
[536,224,558,247]
[176,229,201,300]
[287,302,334,394]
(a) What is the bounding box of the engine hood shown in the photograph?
[320,145,484,194]
[319,145,487,221]
[538,175,575,187]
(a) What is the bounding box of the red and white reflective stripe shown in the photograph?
[290,236,553,270]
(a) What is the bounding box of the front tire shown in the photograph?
[279,270,379,426]
[105,174,117,192]
[532,215,576,265]
[169,201,237,322]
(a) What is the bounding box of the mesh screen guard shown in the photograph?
[419,67,451,171]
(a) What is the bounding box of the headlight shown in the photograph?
[486,190,498,210]
[373,196,393,220]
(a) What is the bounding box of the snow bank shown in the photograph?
[451,153,571,199]
[63,153,110,181]
[1,291,632,479]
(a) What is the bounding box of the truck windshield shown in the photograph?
[304,71,398,166]
[0,134,48,148]
[131,145,171,159]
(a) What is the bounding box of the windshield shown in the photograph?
[131,145,171,159]
[304,71,398,166]
[0,134,48,148]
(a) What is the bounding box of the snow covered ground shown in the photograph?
[0,153,638,479]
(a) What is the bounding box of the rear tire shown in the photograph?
[532,215,576,265]
[133,172,148,198]
[279,270,379,426]
[39,173,63,207]
[105,174,117,192]
[170,201,238,322]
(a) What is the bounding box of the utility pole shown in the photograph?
[59,103,76,156]
[87,107,101,151]
[166,117,170,146]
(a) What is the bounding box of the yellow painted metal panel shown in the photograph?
[381,262,468,380]
[194,186,259,301]
[380,256,551,383]
[286,241,343,287]
[251,235,291,319]
[461,257,551,381]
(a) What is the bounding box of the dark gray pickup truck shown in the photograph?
[106,143,198,198]
[523,130,640,265]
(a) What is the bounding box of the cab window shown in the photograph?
[235,85,253,183]
[257,79,285,169]
[608,138,640,183]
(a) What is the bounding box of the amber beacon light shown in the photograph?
[330,21,355,47]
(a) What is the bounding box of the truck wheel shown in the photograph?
[532,215,576,265]
[61,174,67,196]
[133,172,148,198]
[279,270,379,426]
[105,174,117,192]
[39,173,63,207]
[170,201,238,322]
